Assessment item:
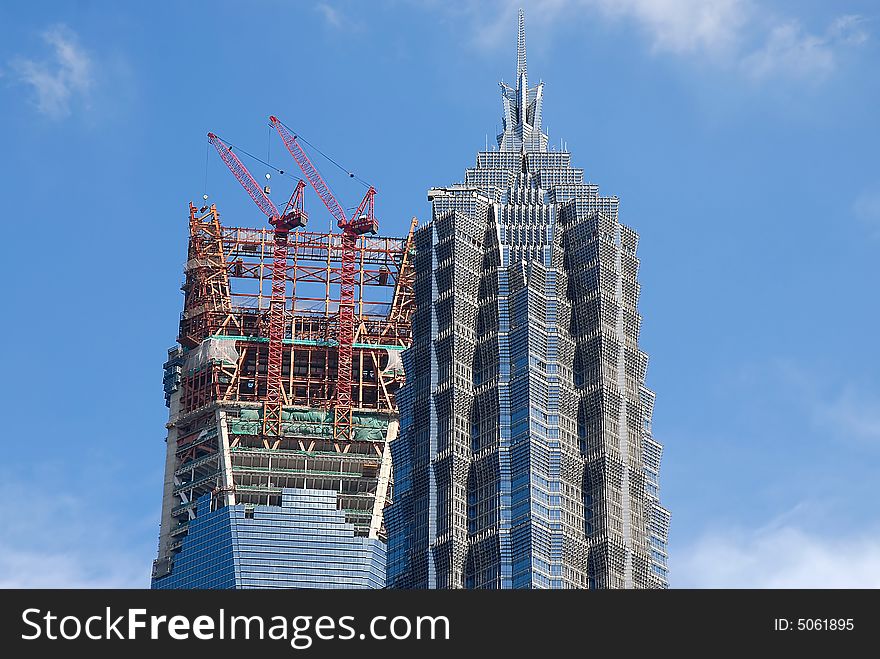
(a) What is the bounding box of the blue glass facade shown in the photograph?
[385,11,669,589]
[152,488,386,589]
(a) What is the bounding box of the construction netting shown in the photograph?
[184,337,239,373]
[228,408,389,441]
[382,348,404,375]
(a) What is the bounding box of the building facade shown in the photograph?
[153,488,386,589]
[385,11,670,589]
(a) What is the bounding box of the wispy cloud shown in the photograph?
[0,469,154,588]
[315,2,361,31]
[671,361,880,587]
[813,385,880,444]
[774,361,880,445]
[854,186,880,239]
[675,522,880,587]
[592,0,749,56]
[0,545,147,589]
[743,14,869,81]
[440,1,869,82]
[317,2,344,28]
[8,24,93,118]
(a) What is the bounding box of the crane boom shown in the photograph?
[208,133,281,221]
[269,116,348,228]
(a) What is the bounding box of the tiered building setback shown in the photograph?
[385,11,670,588]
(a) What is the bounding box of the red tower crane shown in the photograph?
[207,132,308,438]
[269,115,378,443]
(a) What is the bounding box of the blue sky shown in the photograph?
[1,0,878,588]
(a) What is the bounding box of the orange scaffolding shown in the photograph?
[178,203,416,424]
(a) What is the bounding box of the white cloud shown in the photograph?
[9,24,93,118]
[316,2,364,31]
[449,0,749,64]
[0,545,146,589]
[592,0,749,55]
[744,22,834,80]
[444,1,868,82]
[742,15,868,81]
[674,524,880,587]
[854,187,880,238]
[317,2,344,28]
[829,14,870,46]
[814,384,880,444]
[773,361,880,445]
[0,471,154,588]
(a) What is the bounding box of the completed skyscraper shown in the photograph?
[385,11,670,589]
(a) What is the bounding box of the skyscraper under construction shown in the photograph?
[152,197,416,588]
[385,11,670,588]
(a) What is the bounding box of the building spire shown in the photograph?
[517,8,527,84]
[497,9,547,152]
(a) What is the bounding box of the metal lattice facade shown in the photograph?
[385,10,669,589]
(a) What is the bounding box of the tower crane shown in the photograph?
[269,116,378,444]
[207,132,308,438]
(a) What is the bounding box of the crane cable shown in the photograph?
[203,140,210,201]
[208,131,305,185]
[269,117,375,191]
[207,126,376,223]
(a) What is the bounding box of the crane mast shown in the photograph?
[269,116,378,443]
[207,132,307,438]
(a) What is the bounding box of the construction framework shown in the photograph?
[154,202,416,577]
